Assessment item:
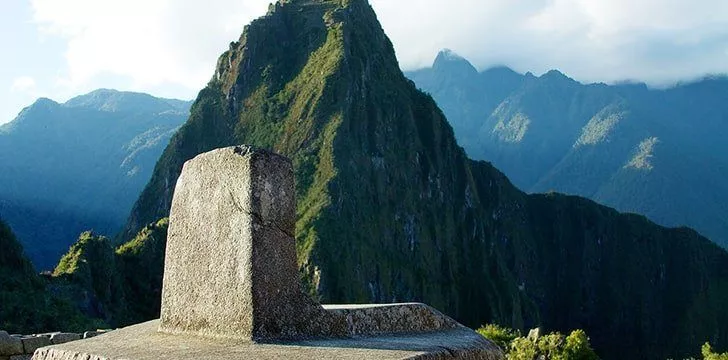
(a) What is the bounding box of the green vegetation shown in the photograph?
[46,219,169,328]
[0,219,104,333]
[0,217,168,332]
[115,218,169,324]
[702,343,728,360]
[52,231,125,324]
[478,324,599,360]
[477,324,520,351]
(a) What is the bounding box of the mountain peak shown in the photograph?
[64,89,152,112]
[435,48,465,62]
[540,69,577,84]
[63,89,190,114]
[0,97,60,133]
[32,97,60,108]
[432,49,478,75]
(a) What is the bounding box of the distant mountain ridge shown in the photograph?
[0,89,190,270]
[407,51,728,248]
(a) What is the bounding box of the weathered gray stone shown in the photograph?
[159,146,347,341]
[0,331,23,355]
[32,320,502,360]
[324,303,460,336]
[21,337,50,354]
[49,334,80,345]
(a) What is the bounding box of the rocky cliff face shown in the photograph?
[0,89,189,270]
[407,52,728,250]
[51,219,168,326]
[115,1,728,358]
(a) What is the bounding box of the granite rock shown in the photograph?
[159,146,347,341]
[324,304,460,336]
[21,337,50,354]
[49,334,80,345]
[0,331,23,356]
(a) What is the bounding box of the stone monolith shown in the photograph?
[158,145,346,341]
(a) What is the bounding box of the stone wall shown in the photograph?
[0,330,107,360]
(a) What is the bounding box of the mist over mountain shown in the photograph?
[0,89,190,270]
[407,51,728,249]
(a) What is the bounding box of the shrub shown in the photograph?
[477,324,520,351]
[477,324,599,360]
[702,343,728,360]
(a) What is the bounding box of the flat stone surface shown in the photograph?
[0,331,23,355]
[323,303,459,337]
[49,334,80,345]
[32,320,502,360]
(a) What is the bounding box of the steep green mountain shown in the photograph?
[0,217,167,332]
[114,1,728,359]
[407,52,728,249]
[0,219,101,333]
[50,219,168,326]
[0,90,190,270]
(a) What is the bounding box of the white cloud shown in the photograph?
[10,76,36,93]
[370,0,728,86]
[29,0,728,93]
[30,0,269,93]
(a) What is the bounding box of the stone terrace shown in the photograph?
[1,330,106,360]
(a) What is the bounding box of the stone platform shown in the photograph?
[33,317,498,360]
[30,146,502,360]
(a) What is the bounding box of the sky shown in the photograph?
[2,0,728,125]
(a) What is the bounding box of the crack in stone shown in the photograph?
[228,189,294,238]
[229,189,246,213]
[437,345,457,357]
[249,210,294,238]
